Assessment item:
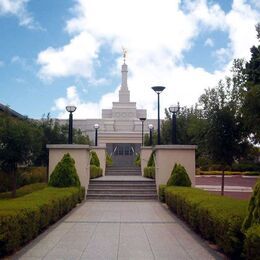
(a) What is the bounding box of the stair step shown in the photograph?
[87,194,158,200]
[88,189,157,194]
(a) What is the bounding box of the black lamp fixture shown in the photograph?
[169,103,180,144]
[152,86,165,145]
[94,123,100,146]
[139,117,146,146]
[148,124,154,146]
[66,105,77,144]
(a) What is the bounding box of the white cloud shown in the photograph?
[37,32,100,80]
[204,38,214,47]
[44,0,260,119]
[52,85,118,119]
[0,0,39,29]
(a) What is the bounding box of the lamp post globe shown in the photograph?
[94,123,100,146]
[152,86,165,145]
[139,118,146,146]
[169,103,180,145]
[148,124,154,146]
[66,105,77,144]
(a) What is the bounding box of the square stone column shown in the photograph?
[91,145,107,176]
[140,147,153,176]
[154,145,196,191]
[47,144,90,191]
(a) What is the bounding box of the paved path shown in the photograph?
[14,201,222,260]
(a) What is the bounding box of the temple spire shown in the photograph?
[119,47,130,102]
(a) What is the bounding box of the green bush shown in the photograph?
[242,180,260,231]
[244,224,260,260]
[0,186,85,257]
[197,170,260,176]
[90,151,100,167]
[0,183,47,199]
[232,163,260,172]
[90,165,103,179]
[167,163,191,187]
[49,153,80,187]
[106,152,113,166]
[159,184,166,202]
[147,150,155,167]
[165,186,248,258]
[144,166,155,179]
[134,153,141,167]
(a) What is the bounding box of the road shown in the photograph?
[195,175,259,200]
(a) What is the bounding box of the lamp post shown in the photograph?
[169,103,180,144]
[152,86,165,145]
[139,118,146,146]
[148,124,154,146]
[94,123,100,146]
[66,105,77,144]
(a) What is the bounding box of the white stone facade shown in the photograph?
[58,60,158,145]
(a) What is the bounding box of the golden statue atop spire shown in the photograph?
[122,47,127,64]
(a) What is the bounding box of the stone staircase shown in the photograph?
[105,165,141,176]
[86,166,157,200]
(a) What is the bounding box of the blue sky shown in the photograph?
[0,0,259,119]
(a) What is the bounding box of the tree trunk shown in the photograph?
[11,166,17,198]
[221,169,225,196]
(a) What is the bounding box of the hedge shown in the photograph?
[144,166,155,179]
[0,186,85,257]
[0,183,47,199]
[90,165,103,179]
[244,224,260,260]
[159,184,166,202]
[197,170,260,176]
[165,186,248,258]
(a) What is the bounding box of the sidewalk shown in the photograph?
[14,201,223,260]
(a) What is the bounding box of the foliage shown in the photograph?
[159,184,166,202]
[197,170,260,176]
[90,151,100,167]
[106,152,113,166]
[242,180,260,231]
[167,163,191,187]
[90,165,103,179]
[19,167,47,186]
[49,153,80,187]
[165,186,248,258]
[243,224,260,260]
[147,150,155,167]
[0,186,85,257]
[0,183,47,199]
[144,166,155,179]
[0,113,41,197]
[134,153,141,166]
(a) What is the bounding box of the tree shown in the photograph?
[0,114,41,197]
[242,29,260,143]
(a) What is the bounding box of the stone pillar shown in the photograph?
[140,146,153,176]
[91,145,106,176]
[154,145,196,191]
[47,144,90,191]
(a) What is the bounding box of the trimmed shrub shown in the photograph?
[134,153,141,167]
[159,184,166,202]
[165,186,248,258]
[197,170,260,176]
[167,163,191,187]
[106,152,113,166]
[0,183,47,199]
[144,166,155,179]
[90,165,103,179]
[49,153,80,187]
[147,150,155,167]
[90,151,100,167]
[242,180,260,231]
[244,224,260,260]
[0,186,85,257]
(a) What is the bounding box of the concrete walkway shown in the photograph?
[15,201,223,260]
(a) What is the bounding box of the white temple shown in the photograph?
[59,53,157,161]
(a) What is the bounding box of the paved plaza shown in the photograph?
[14,201,223,260]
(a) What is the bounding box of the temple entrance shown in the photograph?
[107,143,140,166]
